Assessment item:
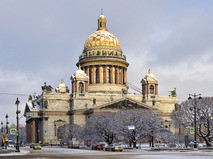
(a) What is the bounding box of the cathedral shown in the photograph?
[24,11,178,145]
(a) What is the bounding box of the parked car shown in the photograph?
[30,143,42,150]
[32,143,42,150]
[188,141,195,147]
[30,143,36,148]
[105,144,123,151]
[68,140,80,149]
[92,144,105,150]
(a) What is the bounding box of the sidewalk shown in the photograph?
[0,148,29,157]
[0,148,15,154]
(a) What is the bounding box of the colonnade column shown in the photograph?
[99,66,103,83]
[116,67,120,84]
[92,67,96,84]
[120,67,123,84]
[85,67,89,77]
[111,67,115,84]
[104,66,108,83]
[85,65,127,85]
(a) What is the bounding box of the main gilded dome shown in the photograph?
[84,11,121,51]
[84,30,121,49]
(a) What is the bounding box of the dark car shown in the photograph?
[30,143,35,148]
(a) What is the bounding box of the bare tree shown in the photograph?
[57,124,82,144]
[82,113,118,145]
[82,109,172,147]
[114,109,167,147]
[174,97,213,147]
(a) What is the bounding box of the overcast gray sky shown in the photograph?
[0,0,213,125]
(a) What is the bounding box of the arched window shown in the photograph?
[79,82,84,94]
[96,68,99,83]
[150,85,154,94]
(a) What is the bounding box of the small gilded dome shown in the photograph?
[84,11,121,50]
[99,13,106,19]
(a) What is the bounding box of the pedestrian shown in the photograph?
[4,135,8,149]
[1,136,5,149]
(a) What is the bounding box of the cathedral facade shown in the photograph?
[24,12,178,145]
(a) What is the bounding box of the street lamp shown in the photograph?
[1,122,3,133]
[5,114,9,134]
[15,97,20,152]
[188,93,202,149]
[151,130,154,148]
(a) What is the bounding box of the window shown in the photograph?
[93,99,96,105]
[79,82,84,93]
[150,85,154,94]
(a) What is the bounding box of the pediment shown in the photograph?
[95,97,154,110]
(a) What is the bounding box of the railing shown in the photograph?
[126,82,142,94]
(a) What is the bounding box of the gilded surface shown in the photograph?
[84,12,121,49]
[84,30,121,48]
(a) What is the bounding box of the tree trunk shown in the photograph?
[129,140,132,147]
[202,137,212,147]
[133,141,137,148]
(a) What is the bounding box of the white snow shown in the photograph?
[0,149,29,156]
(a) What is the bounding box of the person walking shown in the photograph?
[4,134,8,149]
[1,135,5,149]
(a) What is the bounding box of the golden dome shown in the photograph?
[84,30,121,49]
[84,11,121,50]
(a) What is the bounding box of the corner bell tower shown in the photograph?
[71,66,89,97]
[141,68,158,100]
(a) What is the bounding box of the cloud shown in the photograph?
[0,0,213,125]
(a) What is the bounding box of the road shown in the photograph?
[1,147,213,159]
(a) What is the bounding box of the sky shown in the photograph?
[0,0,213,125]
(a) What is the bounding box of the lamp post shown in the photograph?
[188,93,202,149]
[5,114,8,134]
[151,130,154,148]
[15,98,20,152]
[1,122,3,133]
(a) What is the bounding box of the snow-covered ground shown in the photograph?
[0,149,29,156]
[134,155,213,159]
[1,146,213,159]
[133,150,213,159]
